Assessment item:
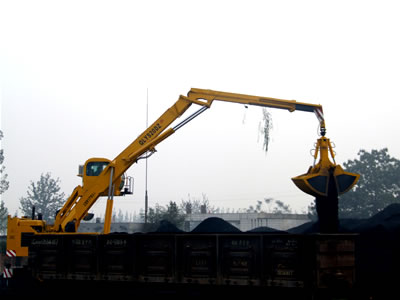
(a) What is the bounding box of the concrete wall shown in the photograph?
[77,213,310,233]
[78,222,145,233]
[185,213,310,232]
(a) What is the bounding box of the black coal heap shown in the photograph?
[191,217,241,233]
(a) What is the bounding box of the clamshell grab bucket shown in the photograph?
[291,137,360,197]
[292,165,359,197]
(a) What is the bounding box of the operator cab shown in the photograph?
[78,158,133,196]
[86,161,109,176]
[78,159,109,178]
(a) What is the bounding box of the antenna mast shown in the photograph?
[144,88,149,224]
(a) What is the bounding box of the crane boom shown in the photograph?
[53,95,193,232]
[54,88,327,233]
[186,88,326,135]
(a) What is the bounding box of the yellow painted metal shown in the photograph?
[187,88,326,134]
[6,215,46,257]
[103,198,114,234]
[82,158,122,196]
[52,96,194,233]
[292,137,360,197]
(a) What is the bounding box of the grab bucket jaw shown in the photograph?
[292,165,359,197]
[291,137,360,197]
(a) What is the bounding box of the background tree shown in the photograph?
[180,193,217,214]
[117,209,124,222]
[144,201,186,231]
[307,201,318,221]
[0,131,9,195]
[273,200,292,214]
[0,130,9,234]
[146,203,165,227]
[164,201,185,226]
[247,197,292,214]
[0,200,8,234]
[19,173,65,222]
[339,148,400,218]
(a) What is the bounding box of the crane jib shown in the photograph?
[295,104,321,113]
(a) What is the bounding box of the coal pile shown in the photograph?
[352,204,400,294]
[339,203,400,233]
[191,217,241,233]
[287,221,318,234]
[154,220,184,233]
[286,203,400,295]
[353,203,400,233]
[285,204,400,296]
[247,226,287,233]
[288,203,400,234]
[287,219,363,234]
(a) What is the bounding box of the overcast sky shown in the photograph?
[1,0,400,218]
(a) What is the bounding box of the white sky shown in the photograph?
[1,0,400,218]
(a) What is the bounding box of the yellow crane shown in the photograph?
[6,88,359,257]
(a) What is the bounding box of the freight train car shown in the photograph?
[24,233,355,298]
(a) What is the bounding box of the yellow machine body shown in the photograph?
[79,158,124,197]
[292,137,360,197]
[6,216,46,257]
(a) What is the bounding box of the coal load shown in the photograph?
[287,221,317,234]
[353,203,400,233]
[154,220,184,233]
[353,204,400,294]
[247,226,287,233]
[288,203,400,234]
[287,220,362,234]
[191,217,241,233]
[285,203,400,295]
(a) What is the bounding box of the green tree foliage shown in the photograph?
[273,200,292,214]
[164,201,185,225]
[307,201,318,221]
[19,173,65,222]
[247,197,292,214]
[0,200,8,234]
[339,148,400,218]
[0,130,9,234]
[0,130,9,195]
[144,201,185,231]
[180,193,216,214]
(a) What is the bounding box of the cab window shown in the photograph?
[86,161,109,176]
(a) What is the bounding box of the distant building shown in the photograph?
[78,213,310,233]
[185,212,310,232]
[78,222,145,233]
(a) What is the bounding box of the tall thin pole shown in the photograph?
[144,88,149,224]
